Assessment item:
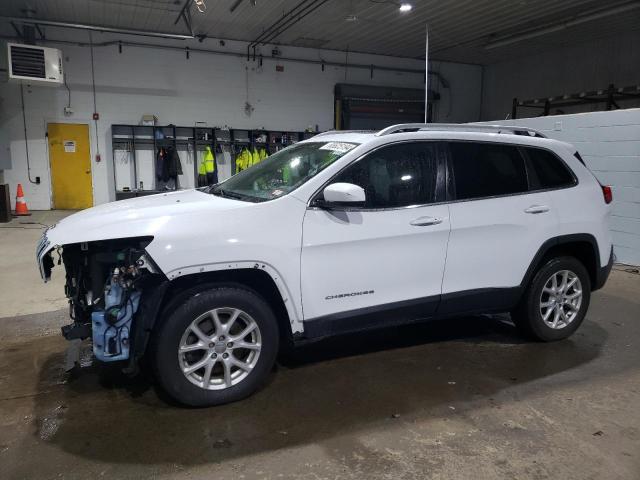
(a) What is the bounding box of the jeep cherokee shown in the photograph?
[37,123,614,406]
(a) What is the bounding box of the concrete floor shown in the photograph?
[0,210,71,318]
[1,211,639,479]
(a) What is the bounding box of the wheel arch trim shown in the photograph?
[520,233,601,292]
[164,261,303,333]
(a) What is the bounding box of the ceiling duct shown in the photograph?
[0,16,194,40]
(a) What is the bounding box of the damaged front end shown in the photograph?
[38,234,168,372]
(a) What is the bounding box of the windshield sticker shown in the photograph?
[319,142,357,153]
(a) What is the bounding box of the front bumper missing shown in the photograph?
[36,229,54,282]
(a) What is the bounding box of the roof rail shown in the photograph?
[314,129,375,137]
[375,123,547,138]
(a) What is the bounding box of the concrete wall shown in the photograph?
[481,30,640,121]
[0,30,482,210]
[478,109,640,266]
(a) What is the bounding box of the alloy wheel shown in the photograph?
[178,307,262,390]
[539,269,583,330]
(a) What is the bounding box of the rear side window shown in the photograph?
[524,147,575,190]
[448,142,528,200]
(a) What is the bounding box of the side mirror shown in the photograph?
[320,183,366,207]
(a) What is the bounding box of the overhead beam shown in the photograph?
[34,24,45,40]
[230,0,245,13]
[174,0,195,36]
[1,16,194,40]
[485,1,640,49]
[9,21,21,38]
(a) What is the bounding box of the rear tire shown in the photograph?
[512,256,590,342]
[152,286,279,407]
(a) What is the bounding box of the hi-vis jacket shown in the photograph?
[234,146,270,174]
[235,148,252,174]
[198,146,216,186]
[199,146,215,175]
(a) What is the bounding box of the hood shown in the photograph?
[45,189,248,247]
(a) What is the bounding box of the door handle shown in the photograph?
[86,170,91,174]
[410,216,443,226]
[524,205,550,214]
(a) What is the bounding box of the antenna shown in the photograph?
[424,24,429,123]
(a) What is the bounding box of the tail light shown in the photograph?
[602,185,613,204]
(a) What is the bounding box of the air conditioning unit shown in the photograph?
[6,43,63,86]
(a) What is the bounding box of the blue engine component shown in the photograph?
[91,279,141,362]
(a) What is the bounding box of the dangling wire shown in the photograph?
[89,31,100,161]
[20,83,37,184]
[244,65,254,116]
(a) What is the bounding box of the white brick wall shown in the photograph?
[480,30,640,121]
[0,30,482,210]
[479,109,640,265]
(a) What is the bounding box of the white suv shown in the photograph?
[37,123,614,406]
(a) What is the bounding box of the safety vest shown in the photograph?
[235,148,252,173]
[252,148,260,166]
[204,146,215,173]
[235,151,243,173]
[282,164,291,183]
[259,148,268,160]
[199,146,215,175]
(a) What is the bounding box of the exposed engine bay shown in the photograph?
[53,237,165,370]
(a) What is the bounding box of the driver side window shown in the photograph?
[332,142,439,208]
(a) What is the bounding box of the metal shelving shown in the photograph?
[111,124,312,201]
[511,84,640,119]
[112,124,193,200]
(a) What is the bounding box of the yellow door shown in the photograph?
[48,123,93,209]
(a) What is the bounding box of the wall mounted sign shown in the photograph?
[64,140,76,153]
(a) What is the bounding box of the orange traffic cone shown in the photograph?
[14,183,31,216]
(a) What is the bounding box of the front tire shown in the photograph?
[152,286,279,407]
[512,256,591,342]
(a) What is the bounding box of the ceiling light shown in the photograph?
[399,3,412,12]
[192,0,206,13]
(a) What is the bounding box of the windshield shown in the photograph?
[211,141,358,201]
